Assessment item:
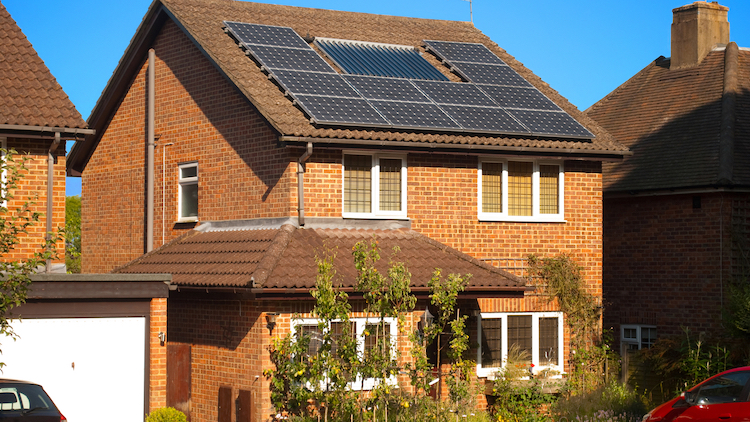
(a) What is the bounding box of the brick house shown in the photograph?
[586,1,750,355]
[66,0,628,420]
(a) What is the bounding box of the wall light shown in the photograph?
[265,312,279,334]
[158,331,166,347]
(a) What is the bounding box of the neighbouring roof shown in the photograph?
[0,2,87,130]
[68,0,628,175]
[113,223,527,296]
[587,43,750,193]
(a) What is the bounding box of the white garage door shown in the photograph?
[1,317,146,422]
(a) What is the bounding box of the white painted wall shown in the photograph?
[1,317,146,422]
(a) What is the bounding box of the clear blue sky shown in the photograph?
[4,0,749,197]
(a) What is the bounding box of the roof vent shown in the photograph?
[671,1,729,70]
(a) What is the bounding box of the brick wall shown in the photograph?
[150,297,169,412]
[603,192,735,344]
[81,19,293,273]
[2,138,65,265]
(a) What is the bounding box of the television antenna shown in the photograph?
[461,0,473,24]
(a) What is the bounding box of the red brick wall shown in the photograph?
[2,138,65,265]
[81,20,294,273]
[603,192,734,343]
[150,297,168,412]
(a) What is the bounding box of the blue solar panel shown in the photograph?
[441,105,527,134]
[316,38,449,81]
[453,63,532,87]
[294,95,389,126]
[424,40,505,65]
[370,101,460,130]
[274,70,360,97]
[479,85,560,111]
[506,110,595,138]
[412,80,495,106]
[224,21,310,49]
[344,75,430,102]
[246,45,335,73]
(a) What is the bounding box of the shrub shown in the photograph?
[144,407,187,422]
[551,379,647,422]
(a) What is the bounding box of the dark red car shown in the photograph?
[0,379,66,421]
[643,366,750,422]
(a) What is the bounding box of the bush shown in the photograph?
[551,379,647,422]
[145,407,187,422]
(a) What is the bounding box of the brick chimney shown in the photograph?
[671,1,729,69]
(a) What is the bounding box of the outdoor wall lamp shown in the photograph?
[158,331,166,347]
[265,312,279,334]
[417,307,434,341]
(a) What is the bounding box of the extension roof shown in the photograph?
[67,0,628,175]
[587,43,750,193]
[113,223,528,297]
[0,2,89,138]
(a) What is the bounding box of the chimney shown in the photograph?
[671,1,729,70]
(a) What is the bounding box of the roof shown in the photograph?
[587,43,750,193]
[68,0,628,175]
[0,2,87,132]
[113,223,527,295]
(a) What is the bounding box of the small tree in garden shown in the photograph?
[0,149,61,361]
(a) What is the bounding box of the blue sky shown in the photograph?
[3,0,749,197]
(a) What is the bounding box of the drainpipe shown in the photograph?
[146,48,155,253]
[297,142,313,226]
[46,131,60,273]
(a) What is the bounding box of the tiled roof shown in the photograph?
[0,2,86,129]
[69,0,628,175]
[114,224,526,293]
[587,44,750,192]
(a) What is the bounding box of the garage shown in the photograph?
[4,274,171,421]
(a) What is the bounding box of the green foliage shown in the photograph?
[490,344,556,422]
[550,380,647,422]
[0,149,61,362]
[527,254,612,395]
[726,279,750,338]
[65,195,81,273]
[144,407,187,422]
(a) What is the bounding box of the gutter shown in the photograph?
[0,124,95,139]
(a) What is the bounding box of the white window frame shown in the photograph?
[0,138,6,209]
[478,158,565,223]
[476,312,564,379]
[292,317,398,390]
[342,152,407,220]
[621,324,656,351]
[177,162,199,222]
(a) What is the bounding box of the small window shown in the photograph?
[178,162,198,222]
[478,312,563,378]
[621,325,656,351]
[343,153,406,219]
[478,158,564,222]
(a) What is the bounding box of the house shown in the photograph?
[0,4,171,422]
[66,0,629,420]
[586,1,750,356]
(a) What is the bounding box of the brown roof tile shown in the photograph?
[0,2,86,129]
[587,46,750,191]
[114,224,526,293]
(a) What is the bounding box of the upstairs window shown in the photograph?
[178,162,198,222]
[477,312,563,378]
[478,158,564,222]
[343,153,406,219]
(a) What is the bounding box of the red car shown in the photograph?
[643,366,750,422]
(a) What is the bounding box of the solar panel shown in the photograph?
[441,105,528,134]
[224,21,310,49]
[453,63,532,87]
[344,75,430,102]
[316,38,449,81]
[369,100,460,129]
[274,70,360,97]
[294,95,389,126]
[506,110,595,138]
[424,40,505,65]
[412,80,496,106]
[479,85,560,111]
[246,45,335,73]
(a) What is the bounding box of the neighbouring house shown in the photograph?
[0,3,171,422]
[587,1,750,359]
[66,0,629,420]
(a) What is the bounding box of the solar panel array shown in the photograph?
[223,21,594,139]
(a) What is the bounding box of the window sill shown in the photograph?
[478,214,566,223]
[177,217,199,223]
[342,213,409,220]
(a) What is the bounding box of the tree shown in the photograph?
[65,195,81,273]
[0,149,60,363]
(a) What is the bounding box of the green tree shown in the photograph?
[0,149,60,362]
[65,195,81,273]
